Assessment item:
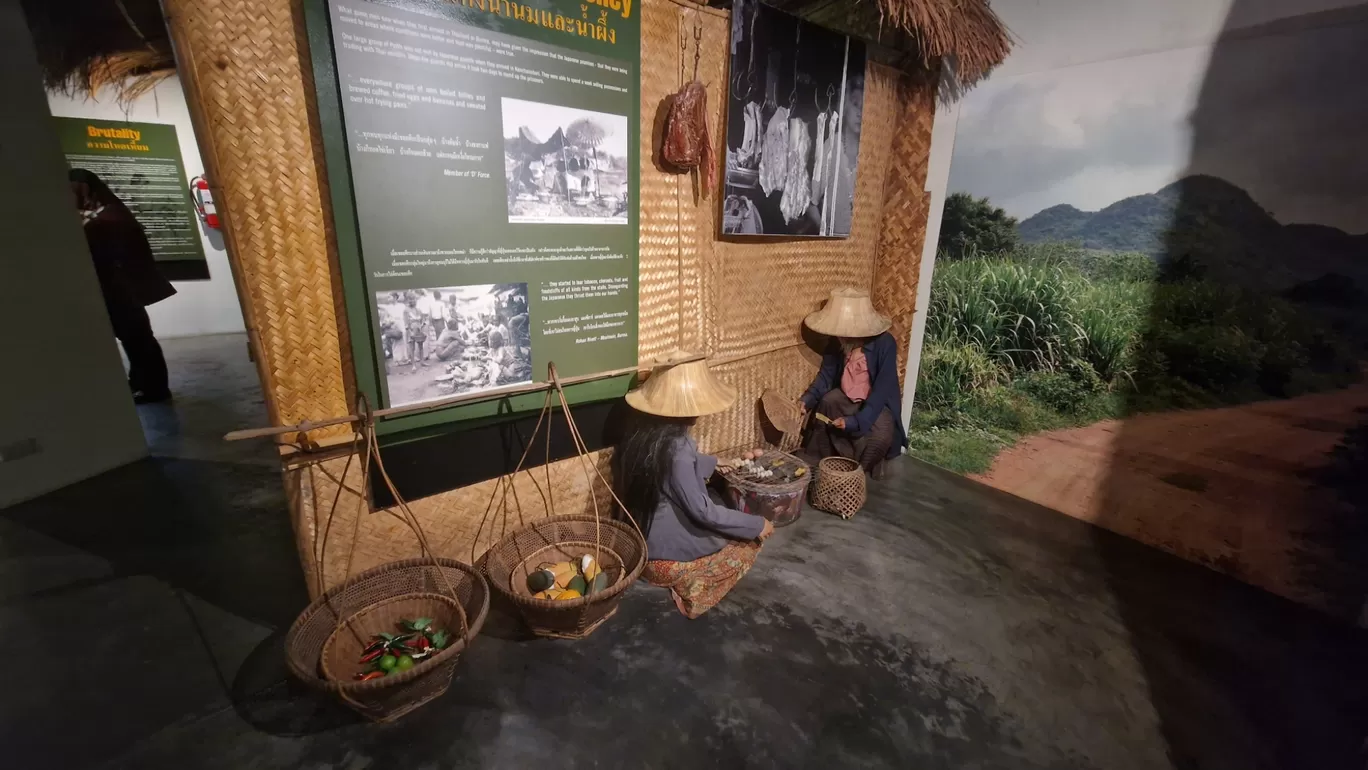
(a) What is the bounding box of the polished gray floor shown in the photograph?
[2,334,1365,768]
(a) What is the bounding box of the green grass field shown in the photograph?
[910,242,1360,474]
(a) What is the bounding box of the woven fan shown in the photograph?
[760,388,802,436]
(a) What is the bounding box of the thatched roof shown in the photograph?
[763,0,1012,91]
[23,0,1010,102]
[21,0,174,104]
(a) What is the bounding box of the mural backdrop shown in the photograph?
[912,3,1368,623]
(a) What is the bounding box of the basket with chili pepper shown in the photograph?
[353,617,454,681]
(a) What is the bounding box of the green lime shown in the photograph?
[395,654,415,672]
[379,654,398,671]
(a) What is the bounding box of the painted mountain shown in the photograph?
[1018,175,1368,291]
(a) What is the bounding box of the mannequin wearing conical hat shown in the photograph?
[797,288,907,476]
[614,352,774,619]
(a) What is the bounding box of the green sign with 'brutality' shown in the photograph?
[318,0,641,418]
[54,117,209,281]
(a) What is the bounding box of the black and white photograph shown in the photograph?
[376,283,531,408]
[503,98,630,225]
[723,0,866,238]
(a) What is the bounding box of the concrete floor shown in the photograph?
[2,333,1366,768]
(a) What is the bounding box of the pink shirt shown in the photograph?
[841,347,871,402]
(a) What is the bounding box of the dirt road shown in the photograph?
[973,382,1368,620]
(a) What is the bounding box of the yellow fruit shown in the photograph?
[549,561,577,589]
[556,589,582,600]
[582,561,601,581]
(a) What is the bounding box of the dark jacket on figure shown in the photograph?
[800,331,907,457]
[84,213,176,309]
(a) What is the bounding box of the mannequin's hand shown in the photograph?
[758,519,775,541]
[831,417,847,431]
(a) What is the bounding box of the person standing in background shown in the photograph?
[425,290,448,343]
[403,296,428,371]
[69,168,176,404]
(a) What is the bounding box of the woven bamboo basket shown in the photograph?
[320,593,466,681]
[285,558,489,722]
[811,456,866,519]
[283,398,490,722]
[718,446,809,527]
[471,365,648,640]
[484,516,645,639]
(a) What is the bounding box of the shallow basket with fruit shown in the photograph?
[474,366,647,640]
[285,559,489,723]
[282,396,490,723]
[483,516,645,639]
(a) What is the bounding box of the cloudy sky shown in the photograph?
[947,4,1368,233]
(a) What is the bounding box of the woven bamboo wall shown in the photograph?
[163,0,353,438]
[166,0,937,593]
[871,67,939,390]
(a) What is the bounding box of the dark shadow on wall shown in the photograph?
[1094,2,1368,766]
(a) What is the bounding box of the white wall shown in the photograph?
[0,2,147,508]
[47,76,246,339]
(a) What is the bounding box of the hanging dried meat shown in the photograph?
[662,80,716,197]
[811,111,828,204]
[737,102,762,169]
[758,106,790,196]
[779,117,811,223]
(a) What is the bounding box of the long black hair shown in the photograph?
[69,168,136,221]
[611,413,694,539]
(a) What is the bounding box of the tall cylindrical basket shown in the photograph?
[810,456,866,519]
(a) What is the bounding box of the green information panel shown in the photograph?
[54,117,209,281]
[312,0,641,428]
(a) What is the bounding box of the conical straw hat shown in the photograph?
[625,351,736,417]
[804,287,891,338]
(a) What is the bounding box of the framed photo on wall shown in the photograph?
[723,0,866,238]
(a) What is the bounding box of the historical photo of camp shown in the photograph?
[375,283,531,408]
[722,0,866,238]
[502,98,630,225]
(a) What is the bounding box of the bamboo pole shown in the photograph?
[225,365,639,441]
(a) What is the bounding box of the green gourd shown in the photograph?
[567,575,588,595]
[590,572,609,595]
[526,568,555,593]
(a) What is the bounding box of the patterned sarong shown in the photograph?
[643,540,762,619]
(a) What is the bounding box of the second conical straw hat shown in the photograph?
[624,351,736,417]
[804,287,891,338]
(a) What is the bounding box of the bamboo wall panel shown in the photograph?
[291,449,615,594]
[164,0,352,434]
[168,0,937,594]
[871,67,938,390]
[637,0,688,362]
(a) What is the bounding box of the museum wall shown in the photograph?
[47,77,247,339]
[910,0,1368,624]
[0,5,147,508]
[163,0,934,593]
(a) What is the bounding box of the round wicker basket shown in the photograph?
[810,456,866,519]
[285,557,489,723]
[719,446,809,527]
[319,593,466,682]
[504,540,625,597]
[483,515,645,639]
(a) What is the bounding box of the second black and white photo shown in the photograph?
[375,283,531,408]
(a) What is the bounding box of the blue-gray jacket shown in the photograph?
[646,436,766,562]
[800,331,907,457]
